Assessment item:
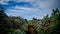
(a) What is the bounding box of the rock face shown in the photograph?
[0,8,14,34]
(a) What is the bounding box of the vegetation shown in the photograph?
[0,7,60,34]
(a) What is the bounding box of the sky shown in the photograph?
[0,0,60,20]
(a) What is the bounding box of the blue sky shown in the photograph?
[0,0,60,20]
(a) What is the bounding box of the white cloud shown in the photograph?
[1,0,58,20]
[0,0,35,5]
[0,0,11,5]
[34,0,58,9]
[6,6,40,14]
[12,0,58,9]
[0,0,58,9]
[14,6,39,11]
[5,5,52,20]
[8,6,39,12]
[13,0,35,2]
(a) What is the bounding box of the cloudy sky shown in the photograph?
[0,0,60,20]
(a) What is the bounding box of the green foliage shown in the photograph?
[43,8,60,34]
[0,7,60,34]
[8,8,60,34]
[8,29,25,34]
[0,7,13,34]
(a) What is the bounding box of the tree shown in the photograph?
[45,8,60,34]
[33,17,37,20]
[0,7,14,34]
